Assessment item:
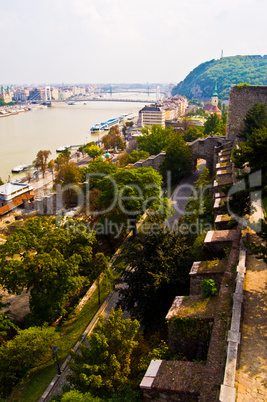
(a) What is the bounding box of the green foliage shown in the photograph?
[97,167,168,228]
[229,103,267,219]
[118,221,194,328]
[0,312,18,343]
[137,125,174,155]
[94,253,113,305]
[239,102,267,140]
[60,389,103,401]
[0,217,97,323]
[68,308,140,397]
[78,141,95,154]
[203,113,224,135]
[102,128,125,150]
[172,55,267,100]
[201,279,217,298]
[160,133,193,183]
[85,144,102,160]
[0,326,59,398]
[185,167,214,227]
[118,150,150,168]
[81,159,118,186]
[183,126,204,142]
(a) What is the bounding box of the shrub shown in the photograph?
[201,279,217,298]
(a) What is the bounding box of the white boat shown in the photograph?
[11,164,30,173]
[56,145,71,153]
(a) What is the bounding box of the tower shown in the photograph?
[211,82,219,107]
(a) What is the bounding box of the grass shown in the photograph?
[8,281,112,402]
[176,295,218,318]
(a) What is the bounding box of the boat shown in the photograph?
[90,117,120,134]
[91,123,106,133]
[103,117,120,130]
[56,145,71,153]
[11,164,31,173]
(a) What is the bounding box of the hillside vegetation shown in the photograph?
[172,55,267,100]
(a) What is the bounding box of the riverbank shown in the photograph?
[0,100,146,182]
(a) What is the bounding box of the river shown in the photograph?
[0,93,155,182]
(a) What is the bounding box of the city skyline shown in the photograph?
[1,0,266,85]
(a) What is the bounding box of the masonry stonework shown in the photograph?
[226,85,267,142]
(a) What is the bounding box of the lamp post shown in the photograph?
[52,345,61,375]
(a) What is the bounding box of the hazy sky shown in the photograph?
[1,0,266,85]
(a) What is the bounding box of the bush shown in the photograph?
[201,279,217,298]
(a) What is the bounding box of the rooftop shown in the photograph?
[0,182,31,197]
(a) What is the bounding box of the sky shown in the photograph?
[0,0,266,86]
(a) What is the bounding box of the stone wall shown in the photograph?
[133,151,166,172]
[133,136,232,176]
[226,85,267,141]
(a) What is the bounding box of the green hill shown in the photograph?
[172,55,267,100]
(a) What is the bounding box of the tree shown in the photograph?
[0,217,96,323]
[33,150,51,178]
[48,159,55,181]
[203,113,223,135]
[54,161,82,205]
[185,167,214,226]
[128,150,150,164]
[239,102,267,140]
[137,125,173,155]
[97,167,168,237]
[118,150,150,168]
[118,222,194,329]
[68,308,140,398]
[160,133,193,184]
[102,134,125,150]
[80,160,118,188]
[183,126,204,142]
[0,326,59,398]
[85,144,102,161]
[93,253,113,305]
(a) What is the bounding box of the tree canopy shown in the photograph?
[160,133,193,183]
[137,125,174,155]
[118,221,194,329]
[172,55,267,100]
[203,113,225,135]
[0,326,59,398]
[239,102,267,140]
[68,308,140,398]
[33,150,51,178]
[0,217,96,322]
[85,144,102,160]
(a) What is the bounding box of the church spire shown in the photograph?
[213,82,218,97]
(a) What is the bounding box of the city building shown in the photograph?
[0,86,13,103]
[13,90,28,103]
[0,182,34,216]
[28,88,46,101]
[139,105,166,127]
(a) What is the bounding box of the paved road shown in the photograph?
[165,162,205,228]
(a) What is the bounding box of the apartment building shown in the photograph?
[139,105,166,127]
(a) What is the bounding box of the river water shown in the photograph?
[0,93,155,182]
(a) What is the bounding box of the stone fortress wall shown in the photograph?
[140,86,267,401]
[226,85,267,141]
